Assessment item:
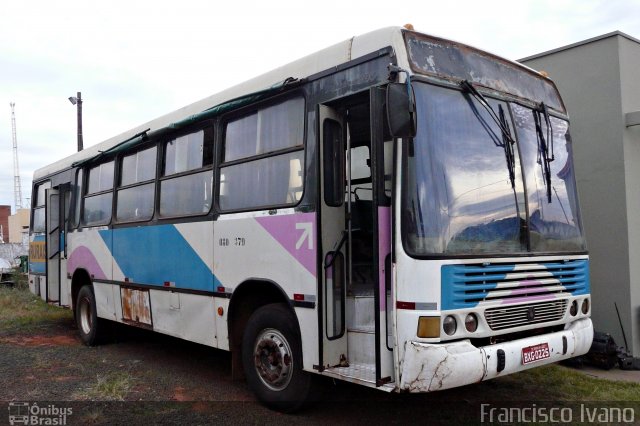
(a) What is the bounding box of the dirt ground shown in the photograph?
[1,288,640,425]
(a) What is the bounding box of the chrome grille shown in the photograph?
[484,299,568,330]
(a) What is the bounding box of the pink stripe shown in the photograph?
[254,213,317,277]
[501,294,557,304]
[378,206,391,311]
[68,246,107,280]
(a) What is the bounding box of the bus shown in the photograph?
[28,26,593,411]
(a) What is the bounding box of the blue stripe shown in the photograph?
[102,225,220,291]
[441,259,590,310]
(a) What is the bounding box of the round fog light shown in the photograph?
[582,298,589,314]
[443,315,457,336]
[465,313,478,333]
[570,300,578,316]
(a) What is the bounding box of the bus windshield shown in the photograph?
[403,82,586,256]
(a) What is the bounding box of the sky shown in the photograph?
[1,0,639,212]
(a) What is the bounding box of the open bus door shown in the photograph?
[318,105,349,369]
[45,188,60,303]
[45,184,70,305]
[318,91,395,385]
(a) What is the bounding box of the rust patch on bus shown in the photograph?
[121,287,152,326]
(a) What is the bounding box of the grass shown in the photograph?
[0,271,72,331]
[76,372,134,401]
[496,364,640,401]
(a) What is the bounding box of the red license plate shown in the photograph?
[522,343,550,365]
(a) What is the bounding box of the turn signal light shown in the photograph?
[417,317,440,338]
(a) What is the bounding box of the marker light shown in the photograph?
[465,313,478,333]
[570,301,578,316]
[443,315,457,336]
[417,317,440,338]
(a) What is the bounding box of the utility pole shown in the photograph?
[68,92,83,151]
[9,102,23,212]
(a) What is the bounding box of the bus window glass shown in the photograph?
[117,183,155,221]
[32,208,45,233]
[323,119,344,207]
[87,162,114,194]
[160,170,213,216]
[121,146,157,186]
[73,169,83,228]
[164,130,212,175]
[219,151,303,210]
[35,181,51,207]
[83,161,114,225]
[117,147,157,222]
[83,193,113,226]
[32,181,51,233]
[224,97,304,162]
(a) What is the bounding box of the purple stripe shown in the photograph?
[254,212,317,277]
[68,246,107,280]
[378,206,391,311]
[501,294,557,304]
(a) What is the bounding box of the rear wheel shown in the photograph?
[76,285,109,346]
[242,303,312,412]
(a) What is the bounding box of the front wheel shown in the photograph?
[76,285,109,346]
[242,303,312,412]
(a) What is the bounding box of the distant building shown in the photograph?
[521,31,640,355]
[8,209,30,245]
[0,205,10,243]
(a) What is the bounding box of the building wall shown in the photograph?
[0,205,10,243]
[522,35,637,353]
[8,209,30,244]
[619,37,640,354]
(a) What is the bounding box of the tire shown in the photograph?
[75,285,109,346]
[242,303,312,412]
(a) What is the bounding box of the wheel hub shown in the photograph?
[253,328,293,391]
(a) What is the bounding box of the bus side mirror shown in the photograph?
[386,83,417,138]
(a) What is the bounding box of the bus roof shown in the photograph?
[34,26,407,180]
[34,26,555,180]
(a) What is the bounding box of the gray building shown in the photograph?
[521,32,640,355]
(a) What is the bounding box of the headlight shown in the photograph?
[582,298,590,314]
[443,315,457,335]
[570,300,578,316]
[465,313,478,333]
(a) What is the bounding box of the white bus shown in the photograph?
[29,26,593,411]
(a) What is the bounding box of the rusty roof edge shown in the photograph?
[518,31,640,62]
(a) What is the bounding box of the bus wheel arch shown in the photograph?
[71,269,92,316]
[227,280,296,379]
[242,303,312,411]
[71,269,110,346]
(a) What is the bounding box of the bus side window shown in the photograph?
[116,146,157,222]
[219,96,305,211]
[159,129,214,217]
[83,161,114,226]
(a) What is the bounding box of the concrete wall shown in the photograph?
[522,35,637,353]
[8,209,29,244]
[619,37,640,354]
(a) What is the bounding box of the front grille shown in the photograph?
[484,299,568,330]
[441,259,589,310]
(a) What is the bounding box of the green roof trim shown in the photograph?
[72,77,299,168]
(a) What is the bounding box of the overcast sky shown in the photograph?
[1,0,639,211]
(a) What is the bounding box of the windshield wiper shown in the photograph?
[460,80,517,188]
[533,102,555,203]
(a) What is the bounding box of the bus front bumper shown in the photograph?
[399,318,593,392]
